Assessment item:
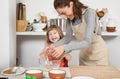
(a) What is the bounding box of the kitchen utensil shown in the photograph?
[1,67,25,76]
[106,18,116,32]
[11,65,21,73]
[49,18,66,32]
[106,26,116,32]
[41,16,47,23]
[33,23,46,32]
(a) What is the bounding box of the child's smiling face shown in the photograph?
[48,29,60,43]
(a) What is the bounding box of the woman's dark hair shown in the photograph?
[54,0,88,19]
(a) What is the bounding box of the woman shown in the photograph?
[48,0,109,66]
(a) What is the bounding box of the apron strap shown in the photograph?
[82,8,88,24]
[82,8,99,34]
[82,8,88,14]
[94,15,99,34]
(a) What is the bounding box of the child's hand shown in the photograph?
[45,47,54,61]
[46,47,54,55]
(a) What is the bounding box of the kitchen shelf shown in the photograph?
[16,31,120,36]
[16,31,46,35]
[101,31,120,36]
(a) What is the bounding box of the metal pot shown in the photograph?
[49,18,66,32]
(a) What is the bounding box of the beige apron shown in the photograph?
[71,9,109,66]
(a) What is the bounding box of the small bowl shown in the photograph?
[33,23,46,32]
[49,69,66,79]
[25,69,43,79]
[106,26,116,32]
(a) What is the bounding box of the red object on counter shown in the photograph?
[59,57,68,67]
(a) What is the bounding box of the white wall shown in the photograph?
[17,0,120,31]
[0,0,10,71]
[9,0,16,67]
[17,0,120,68]
[17,0,57,23]
[0,0,16,71]
[81,0,120,18]
[102,36,120,68]
[17,36,80,67]
[18,0,120,24]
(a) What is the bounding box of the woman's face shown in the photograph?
[56,2,74,20]
[48,29,60,43]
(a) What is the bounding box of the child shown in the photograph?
[39,25,71,67]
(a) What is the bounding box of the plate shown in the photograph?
[71,76,96,79]
[1,67,26,76]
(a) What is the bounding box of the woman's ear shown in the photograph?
[70,1,73,7]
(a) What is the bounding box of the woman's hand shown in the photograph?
[51,45,65,58]
[39,52,46,60]
[39,47,51,60]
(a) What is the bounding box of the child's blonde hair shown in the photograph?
[46,25,64,45]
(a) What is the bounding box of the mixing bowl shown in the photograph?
[25,69,43,79]
[48,69,66,79]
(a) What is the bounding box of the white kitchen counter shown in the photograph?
[1,66,120,79]
[0,67,71,79]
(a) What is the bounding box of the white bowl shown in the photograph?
[1,67,25,76]
[72,76,96,79]
[33,23,46,32]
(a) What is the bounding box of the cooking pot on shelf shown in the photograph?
[49,18,66,32]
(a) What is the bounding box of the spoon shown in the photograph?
[12,65,21,73]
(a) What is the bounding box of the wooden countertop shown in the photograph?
[0,66,120,79]
[70,66,120,79]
